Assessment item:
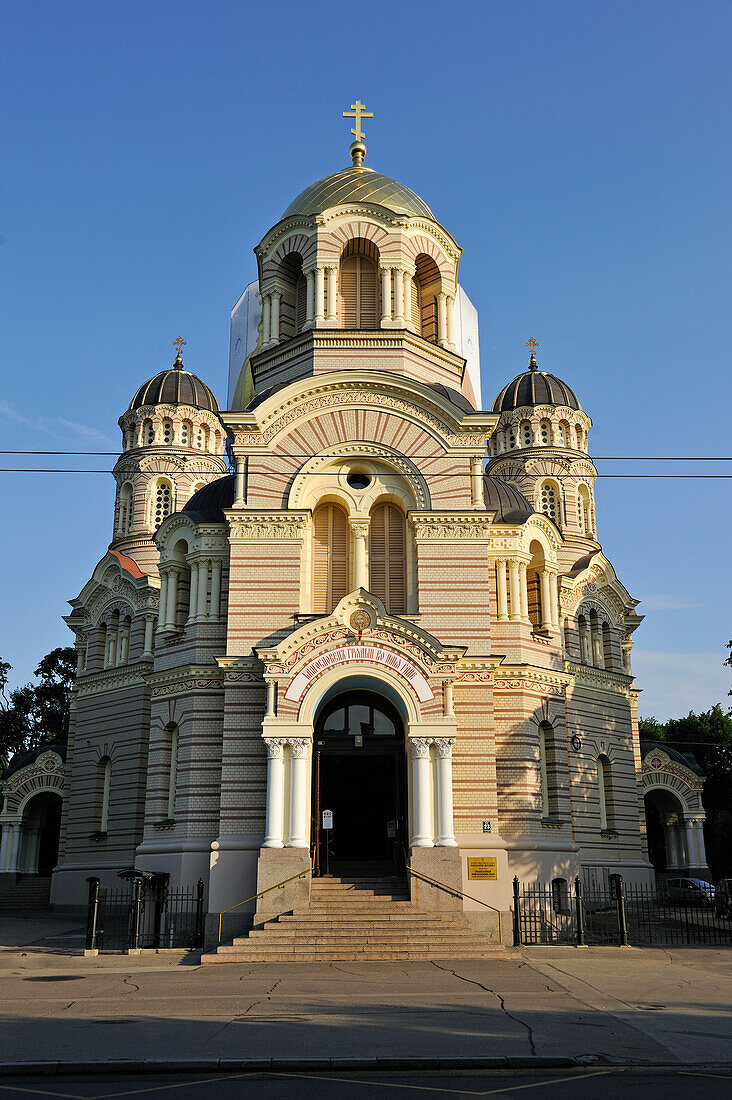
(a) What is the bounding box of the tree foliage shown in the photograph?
[639,705,732,878]
[0,648,76,771]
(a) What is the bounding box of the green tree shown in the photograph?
[640,705,732,878]
[0,647,76,771]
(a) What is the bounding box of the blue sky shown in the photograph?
[1,1,730,719]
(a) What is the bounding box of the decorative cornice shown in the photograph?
[410,514,495,541]
[225,511,309,541]
[564,660,634,693]
[147,664,224,698]
[76,661,153,699]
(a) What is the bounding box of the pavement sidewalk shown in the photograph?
[1,915,731,1073]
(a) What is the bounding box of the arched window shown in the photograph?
[153,480,172,527]
[602,622,613,670]
[589,609,603,667]
[563,617,572,656]
[117,483,133,535]
[577,484,592,537]
[521,421,532,447]
[539,722,560,819]
[556,422,567,447]
[165,724,179,819]
[277,252,305,340]
[540,481,559,526]
[539,420,551,445]
[144,419,155,446]
[578,614,591,663]
[369,503,406,614]
[575,425,584,451]
[162,419,173,444]
[180,420,191,446]
[413,254,442,342]
[106,610,119,668]
[97,622,107,670]
[119,616,132,664]
[98,757,112,833]
[312,503,350,614]
[508,428,517,449]
[597,755,613,830]
[527,540,545,631]
[339,239,379,330]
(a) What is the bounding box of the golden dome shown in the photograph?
[282,165,434,220]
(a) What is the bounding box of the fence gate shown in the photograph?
[86,875,205,952]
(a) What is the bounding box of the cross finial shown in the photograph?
[526,338,539,369]
[173,337,186,365]
[343,99,373,143]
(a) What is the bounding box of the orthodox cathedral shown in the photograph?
[8,105,709,952]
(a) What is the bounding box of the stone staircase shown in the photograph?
[0,875,52,913]
[204,875,506,963]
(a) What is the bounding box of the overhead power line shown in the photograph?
[1,469,732,480]
[1,450,732,461]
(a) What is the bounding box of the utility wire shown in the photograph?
[1,469,732,479]
[1,450,732,460]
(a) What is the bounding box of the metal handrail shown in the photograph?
[217,861,312,943]
[405,860,503,943]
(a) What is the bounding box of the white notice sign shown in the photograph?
[322,809,333,830]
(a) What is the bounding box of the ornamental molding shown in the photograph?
[288,442,430,511]
[1,750,65,801]
[564,660,633,693]
[498,404,591,423]
[148,664,224,698]
[76,661,153,699]
[411,514,495,541]
[226,512,309,541]
[640,747,704,790]
[493,664,571,692]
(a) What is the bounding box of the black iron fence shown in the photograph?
[86,875,205,952]
[513,876,732,947]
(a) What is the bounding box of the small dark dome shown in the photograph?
[427,383,476,413]
[3,742,66,781]
[183,474,235,523]
[492,364,580,413]
[130,362,219,413]
[483,475,533,523]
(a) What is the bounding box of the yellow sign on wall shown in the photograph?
[467,857,498,881]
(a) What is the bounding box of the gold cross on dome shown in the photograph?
[173,337,186,358]
[343,99,373,143]
[526,338,539,355]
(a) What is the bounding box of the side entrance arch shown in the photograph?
[0,746,66,883]
[639,742,709,881]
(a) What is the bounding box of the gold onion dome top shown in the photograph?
[282,162,434,220]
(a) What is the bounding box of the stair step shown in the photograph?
[204,948,503,963]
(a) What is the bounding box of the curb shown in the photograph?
[1,1058,732,1077]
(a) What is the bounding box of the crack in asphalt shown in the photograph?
[431,961,537,1056]
[122,975,140,993]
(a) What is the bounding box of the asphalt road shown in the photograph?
[0,1070,730,1099]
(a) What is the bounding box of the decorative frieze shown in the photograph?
[226,512,308,541]
[75,662,152,699]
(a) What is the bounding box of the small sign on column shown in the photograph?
[322,809,333,830]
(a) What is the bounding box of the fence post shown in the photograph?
[195,879,205,949]
[512,876,522,946]
[615,875,629,946]
[129,876,144,952]
[574,876,585,946]
[85,877,101,952]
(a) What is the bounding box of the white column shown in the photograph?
[314,266,325,325]
[270,291,281,343]
[157,571,168,633]
[446,294,456,349]
[434,738,457,848]
[496,560,508,620]
[8,824,22,873]
[187,562,199,623]
[143,615,155,659]
[509,560,521,621]
[666,824,681,869]
[0,825,11,872]
[394,267,405,323]
[196,560,208,620]
[165,569,179,630]
[265,679,276,718]
[685,822,699,867]
[381,266,392,326]
[350,520,369,589]
[410,738,434,847]
[470,456,483,507]
[210,559,222,621]
[261,294,271,345]
[403,270,412,328]
[437,292,448,347]
[234,456,247,507]
[305,269,315,328]
[442,680,455,718]
[75,643,85,675]
[694,821,709,869]
[287,739,310,848]
[519,562,529,622]
[262,738,285,848]
[549,571,560,629]
[326,266,337,324]
[540,570,552,630]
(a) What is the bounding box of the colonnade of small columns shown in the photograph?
[490,418,589,455]
[0,820,28,873]
[663,816,708,871]
[259,264,456,350]
[157,555,225,633]
[121,414,223,454]
[494,559,560,631]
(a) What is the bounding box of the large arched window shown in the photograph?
[118,615,132,664]
[165,724,179,820]
[589,608,603,668]
[413,254,441,342]
[312,503,350,614]
[597,755,613,830]
[117,483,133,535]
[153,479,172,527]
[527,540,545,631]
[539,722,560,819]
[339,239,379,330]
[602,622,613,670]
[578,614,591,663]
[577,484,592,536]
[369,503,406,614]
[277,252,306,340]
[97,757,112,833]
[539,481,560,527]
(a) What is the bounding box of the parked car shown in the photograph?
[714,878,732,919]
[662,877,715,906]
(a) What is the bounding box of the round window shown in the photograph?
[347,472,371,490]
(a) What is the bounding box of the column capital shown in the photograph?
[409,737,432,758]
[263,736,286,759]
[288,737,310,759]
[433,736,456,758]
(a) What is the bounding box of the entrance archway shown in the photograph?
[20,791,62,875]
[312,690,406,876]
